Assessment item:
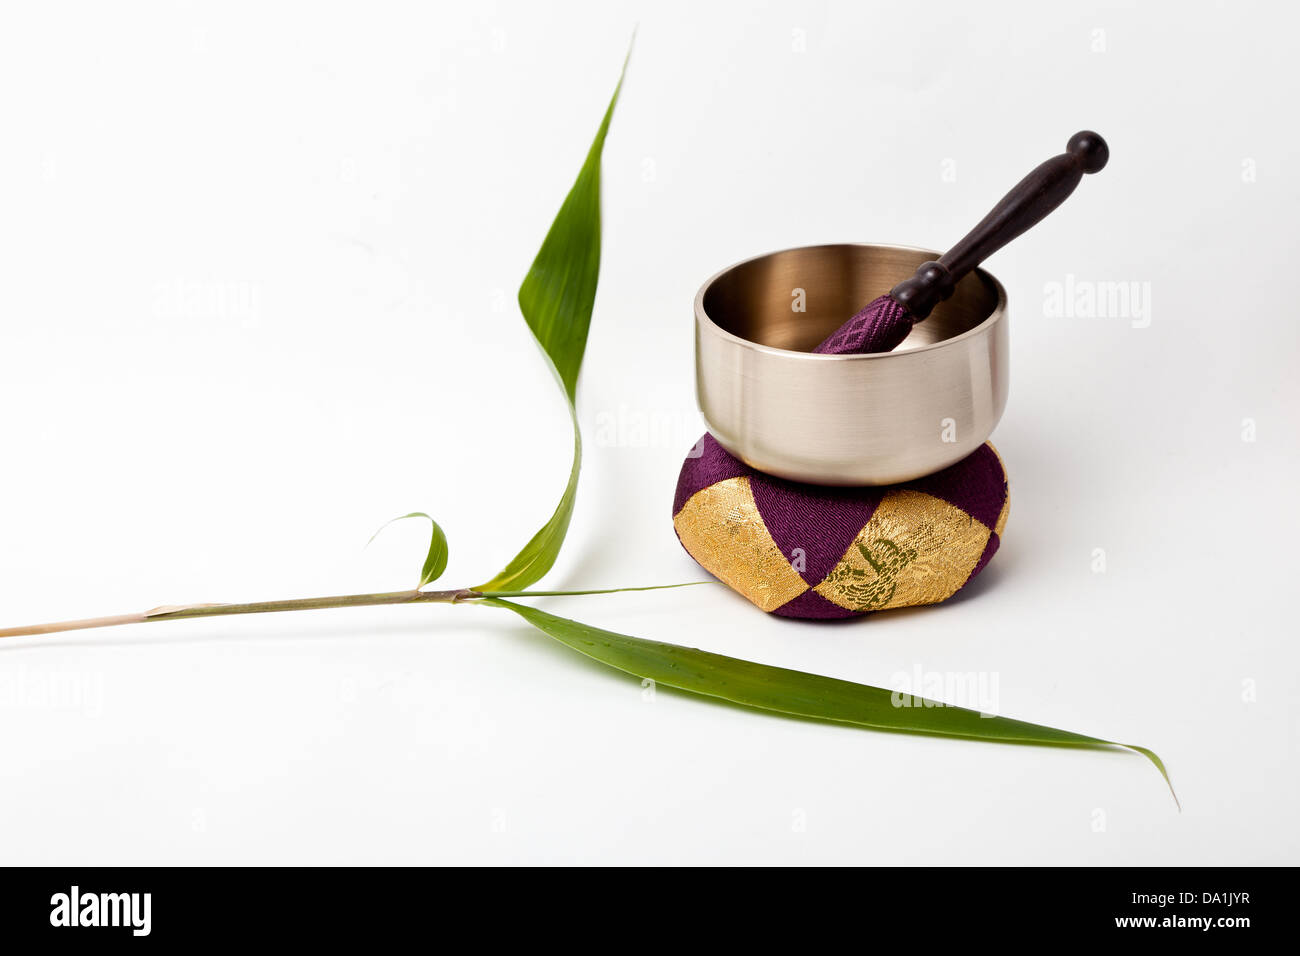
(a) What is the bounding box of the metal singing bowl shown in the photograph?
[695,243,1008,486]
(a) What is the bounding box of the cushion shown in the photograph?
[672,435,1009,619]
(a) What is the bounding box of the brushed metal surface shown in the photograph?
[695,243,1008,485]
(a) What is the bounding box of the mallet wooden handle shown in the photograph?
[890,130,1109,320]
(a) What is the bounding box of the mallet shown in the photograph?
[814,131,1109,355]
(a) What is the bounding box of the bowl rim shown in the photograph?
[694,241,1008,360]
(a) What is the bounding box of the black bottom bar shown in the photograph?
[0,866,1279,943]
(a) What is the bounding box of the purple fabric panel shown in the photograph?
[672,433,755,515]
[957,532,1001,594]
[813,295,913,354]
[748,474,882,585]
[905,444,1007,531]
[771,588,863,620]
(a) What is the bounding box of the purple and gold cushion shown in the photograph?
[672,435,1009,619]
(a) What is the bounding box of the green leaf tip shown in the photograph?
[484,598,1177,807]
[1124,744,1180,811]
[368,512,449,589]
[517,40,631,404]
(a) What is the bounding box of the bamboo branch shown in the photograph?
[0,588,481,640]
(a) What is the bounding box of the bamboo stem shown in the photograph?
[0,588,480,640]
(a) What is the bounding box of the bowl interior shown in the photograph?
[701,244,1000,352]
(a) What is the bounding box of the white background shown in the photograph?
[1,1,1296,864]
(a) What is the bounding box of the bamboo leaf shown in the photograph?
[485,598,1178,806]
[517,60,627,405]
[478,581,711,599]
[369,512,449,589]
[475,50,628,593]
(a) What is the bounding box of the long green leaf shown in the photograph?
[369,512,449,589]
[478,581,710,599]
[475,51,628,592]
[486,598,1178,806]
[517,65,626,404]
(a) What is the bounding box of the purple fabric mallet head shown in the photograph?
[813,294,913,354]
[813,131,1109,355]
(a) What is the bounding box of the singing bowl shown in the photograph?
[694,243,1009,486]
